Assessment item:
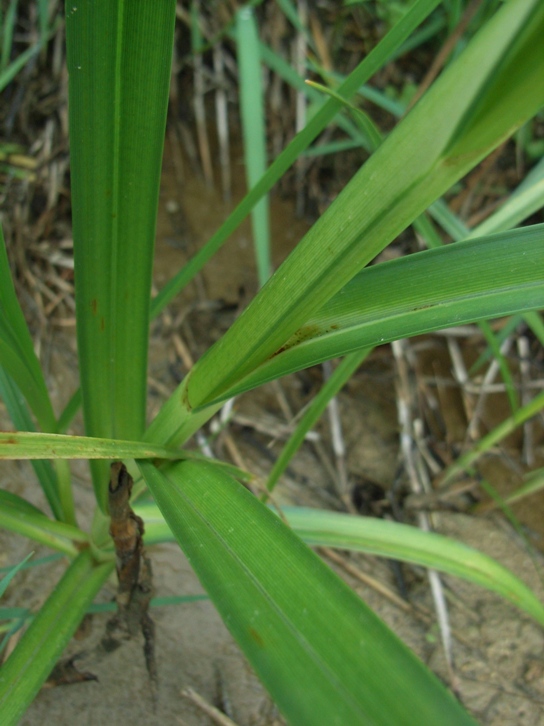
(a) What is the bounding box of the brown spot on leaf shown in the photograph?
[248,627,264,648]
[90,299,97,315]
[181,384,192,412]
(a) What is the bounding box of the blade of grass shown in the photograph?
[237,7,271,286]
[266,349,371,493]
[150,0,444,317]
[66,1,176,509]
[305,79,383,150]
[466,156,544,238]
[0,367,63,519]
[139,459,475,726]
[0,431,190,461]
[0,553,63,575]
[280,507,544,627]
[55,387,82,434]
[0,551,113,725]
[478,320,519,413]
[523,310,544,346]
[0,226,55,431]
[0,490,85,557]
[502,468,544,507]
[469,316,523,374]
[0,0,18,72]
[441,389,544,485]
[133,489,544,627]
[0,553,33,599]
[0,430,251,483]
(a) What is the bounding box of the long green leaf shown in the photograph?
[147,0,544,446]
[0,490,85,557]
[0,227,55,431]
[0,431,251,484]
[66,1,176,509]
[149,0,443,317]
[0,551,113,725]
[134,497,544,626]
[138,459,475,725]
[282,508,544,627]
[199,226,544,405]
[0,368,63,519]
[237,7,271,286]
[466,156,544,238]
[0,431,188,461]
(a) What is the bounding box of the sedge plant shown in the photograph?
[0,0,543,723]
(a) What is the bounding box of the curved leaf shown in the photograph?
[204,226,544,404]
[0,490,86,556]
[282,507,544,627]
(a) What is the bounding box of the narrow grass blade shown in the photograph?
[150,0,444,317]
[0,490,85,557]
[282,507,544,627]
[0,551,113,725]
[237,7,271,286]
[523,310,544,346]
[503,468,544,507]
[0,553,33,599]
[467,156,544,238]
[469,316,522,374]
[56,388,82,434]
[0,431,188,461]
[256,39,366,149]
[1,0,18,72]
[0,43,44,94]
[478,320,519,413]
[0,553,63,575]
[442,390,544,485]
[134,496,544,626]
[0,226,55,431]
[305,80,383,151]
[266,350,370,492]
[0,430,251,483]
[66,2,176,509]
[138,459,475,725]
[0,367,63,519]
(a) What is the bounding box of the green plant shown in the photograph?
[0,0,543,723]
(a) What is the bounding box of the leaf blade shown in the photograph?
[139,459,475,726]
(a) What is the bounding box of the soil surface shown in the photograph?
[2,140,544,726]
